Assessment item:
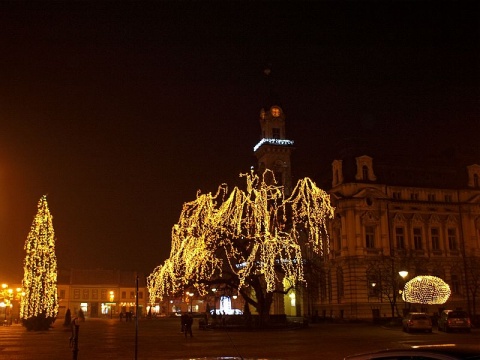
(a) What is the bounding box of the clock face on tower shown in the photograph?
[271,107,280,117]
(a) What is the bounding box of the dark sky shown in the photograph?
[0,2,478,281]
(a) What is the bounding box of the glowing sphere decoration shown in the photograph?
[403,275,451,304]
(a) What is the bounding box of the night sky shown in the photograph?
[0,2,478,281]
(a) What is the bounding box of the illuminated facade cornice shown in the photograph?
[253,138,294,152]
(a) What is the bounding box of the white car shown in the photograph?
[210,309,243,315]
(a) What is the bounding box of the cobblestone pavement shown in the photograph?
[1,317,479,360]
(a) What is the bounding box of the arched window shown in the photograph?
[367,271,379,297]
[395,227,405,249]
[447,228,458,250]
[451,273,460,294]
[365,225,375,248]
[337,267,344,301]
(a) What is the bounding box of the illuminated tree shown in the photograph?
[403,276,451,304]
[148,170,334,323]
[20,195,59,331]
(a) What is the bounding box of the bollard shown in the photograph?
[69,317,80,360]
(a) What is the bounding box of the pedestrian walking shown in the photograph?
[180,313,186,333]
[184,314,193,338]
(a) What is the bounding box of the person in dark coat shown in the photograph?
[184,314,193,338]
[180,313,186,333]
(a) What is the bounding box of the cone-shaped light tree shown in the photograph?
[148,170,335,323]
[20,195,59,330]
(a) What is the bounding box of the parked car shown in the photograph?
[438,309,471,332]
[210,309,243,315]
[344,346,480,359]
[402,312,432,333]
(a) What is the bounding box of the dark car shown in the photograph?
[402,312,432,333]
[438,310,471,332]
[344,345,480,359]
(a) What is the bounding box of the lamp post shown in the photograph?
[109,291,114,318]
[1,284,11,323]
[212,288,217,316]
[188,292,194,313]
[399,271,408,316]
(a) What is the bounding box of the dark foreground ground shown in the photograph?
[0,316,479,360]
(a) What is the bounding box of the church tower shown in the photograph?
[253,67,294,194]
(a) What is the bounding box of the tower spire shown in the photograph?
[254,65,294,194]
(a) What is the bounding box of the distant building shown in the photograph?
[57,269,148,319]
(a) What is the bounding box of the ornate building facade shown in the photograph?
[314,150,480,320]
[252,74,479,320]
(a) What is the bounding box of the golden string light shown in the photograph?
[148,170,334,306]
[403,275,451,305]
[20,195,59,321]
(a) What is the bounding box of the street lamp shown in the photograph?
[188,292,194,313]
[0,302,5,322]
[1,284,10,322]
[109,291,115,318]
[212,288,217,316]
[399,270,409,316]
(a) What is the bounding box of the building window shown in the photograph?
[393,192,401,200]
[337,267,344,301]
[428,194,436,201]
[448,228,457,250]
[413,227,422,250]
[328,271,333,303]
[82,289,89,300]
[320,274,327,302]
[335,227,341,251]
[367,274,379,297]
[431,228,440,250]
[451,274,460,294]
[101,289,107,300]
[74,289,80,300]
[138,292,143,299]
[365,226,375,249]
[395,227,405,249]
[474,174,479,188]
[362,166,368,181]
[271,107,280,117]
[272,128,280,139]
[410,193,419,200]
[445,194,453,202]
[130,291,135,299]
[121,291,126,299]
[274,171,283,186]
[59,289,66,299]
[92,289,98,299]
